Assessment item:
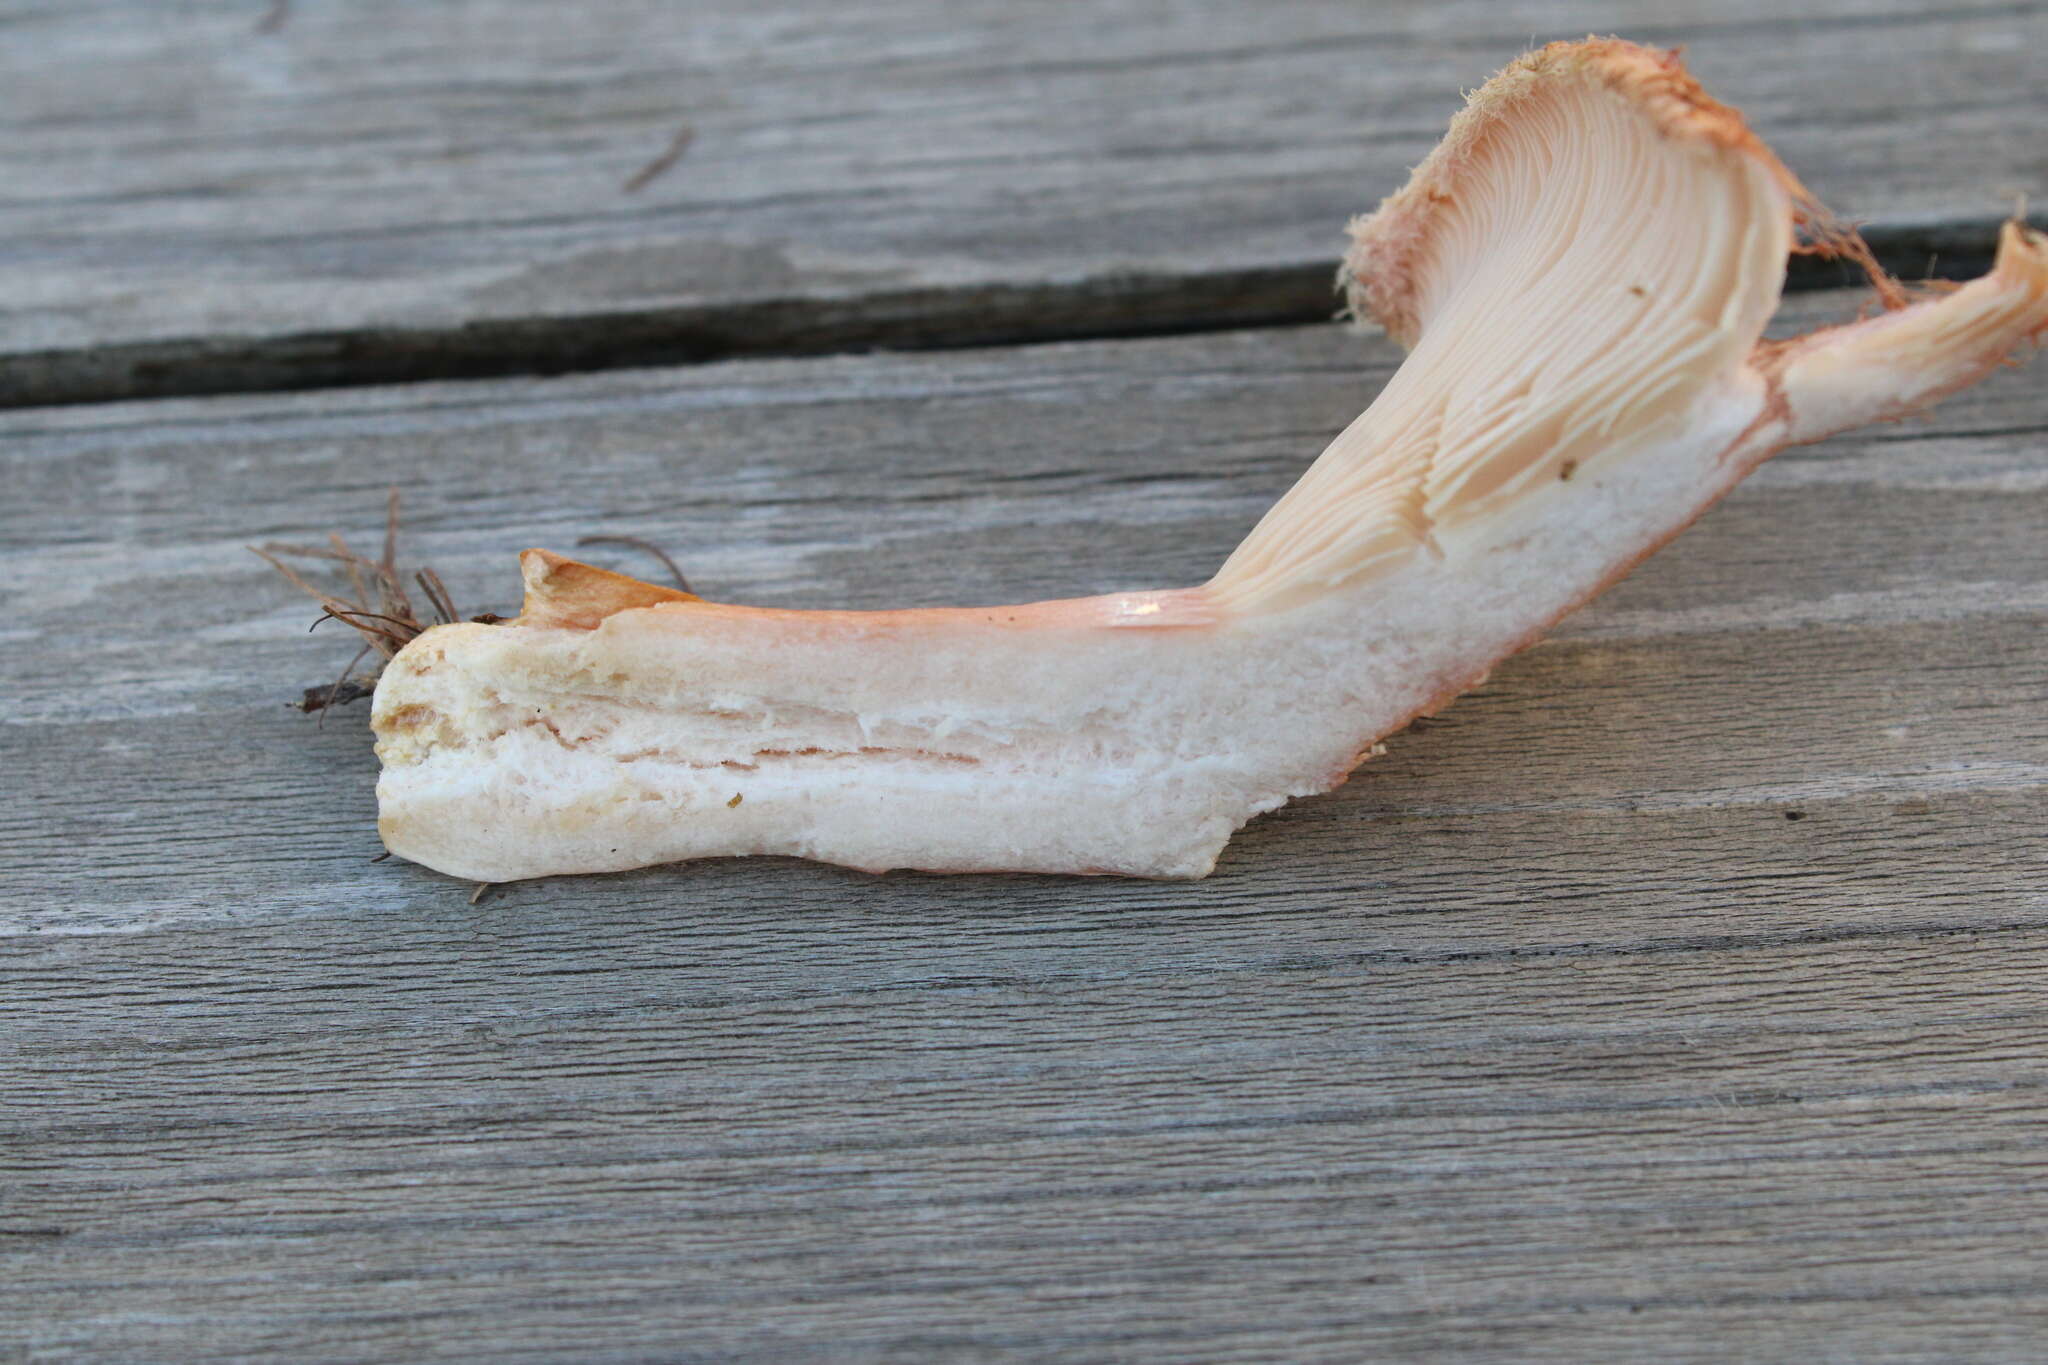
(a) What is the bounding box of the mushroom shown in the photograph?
[373,39,2048,882]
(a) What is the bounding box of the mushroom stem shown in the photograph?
[1762,220,2048,448]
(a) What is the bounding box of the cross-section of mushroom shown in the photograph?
[373,39,2048,882]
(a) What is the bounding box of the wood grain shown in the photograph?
[4,292,2046,1359]
[3,0,2044,404]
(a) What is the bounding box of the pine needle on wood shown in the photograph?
[253,490,462,714]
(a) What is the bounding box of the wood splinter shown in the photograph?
[370,40,2048,883]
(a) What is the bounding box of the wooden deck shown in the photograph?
[4,3,2046,1360]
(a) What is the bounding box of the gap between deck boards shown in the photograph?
[5,216,2025,410]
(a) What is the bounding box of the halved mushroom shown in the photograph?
[373,39,2048,882]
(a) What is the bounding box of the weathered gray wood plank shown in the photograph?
[3,298,2046,1360]
[10,924,2048,1362]
[3,0,2043,403]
